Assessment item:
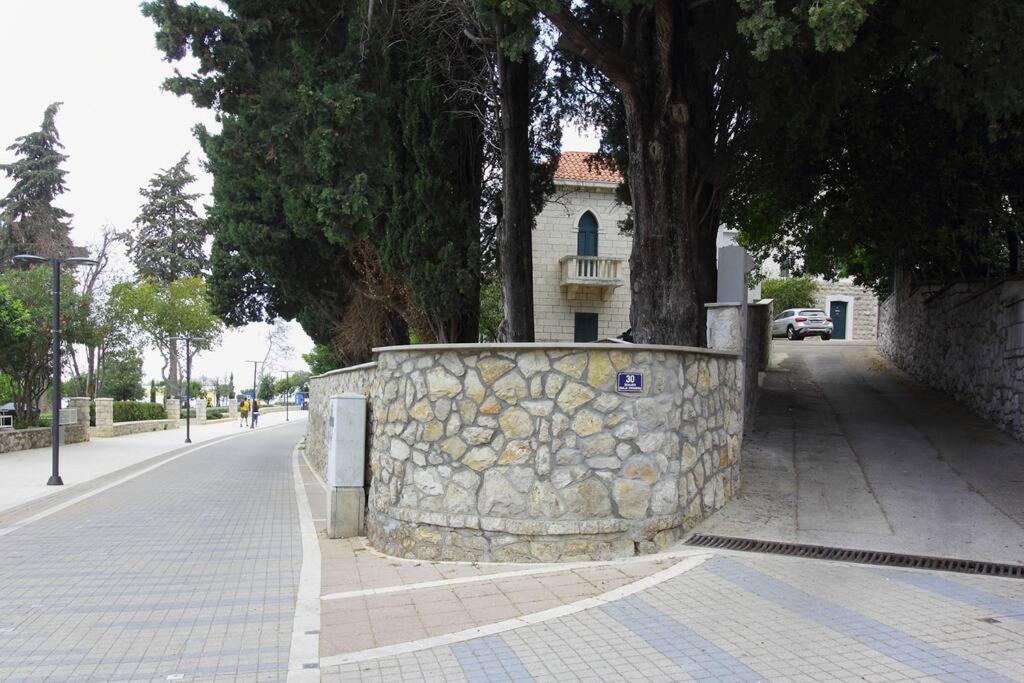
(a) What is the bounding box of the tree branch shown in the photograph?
[530,1,635,95]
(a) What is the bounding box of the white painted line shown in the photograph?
[0,421,297,538]
[287,445,323,682]
[318,552,712,668]
[319,549,703,602]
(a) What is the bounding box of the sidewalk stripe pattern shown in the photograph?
[601,595,763,681]
[707,556,1013,682]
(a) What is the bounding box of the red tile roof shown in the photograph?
[553,151,623,184]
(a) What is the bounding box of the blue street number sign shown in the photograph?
[616,371,643,394]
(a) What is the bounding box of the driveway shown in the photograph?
[696,340,1024,565]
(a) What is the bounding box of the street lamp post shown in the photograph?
[245,360,261,429]
[12,254,98,486]
[281,370,299,422]
[170,335,205,443]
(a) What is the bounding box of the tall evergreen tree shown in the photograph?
[0,102,77,268]
[128,154,208,282]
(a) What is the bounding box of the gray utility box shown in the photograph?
[327,393,366,538]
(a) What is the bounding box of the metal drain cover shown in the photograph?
[686,534,1024,579]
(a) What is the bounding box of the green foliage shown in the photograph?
[127,154,208,282]
[109,277,222,379]
[274,371,310,396]
[207,407,226,420]
[0,102,76,266]
[97,348,145,401]
[303,344,341,376]
[149,378,156,403]
[478,277,503,342]
[0,373,14,404]
[112,401,166,422]
[761,277,819,312]
[257,374,275,402]
[144,0,489,356]
[731,1,1024,292]
[0,266,86,425]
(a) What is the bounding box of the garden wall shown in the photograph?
[879,277,1024,441]
[0,425,89,454]
[366,343,742,562]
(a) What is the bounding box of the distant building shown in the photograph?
[532,151,878,342]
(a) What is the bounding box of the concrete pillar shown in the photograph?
[165,398,180,425]
[195,398,207,424]
[228,398,239,419]
[94,398,114,437]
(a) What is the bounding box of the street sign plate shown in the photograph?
[616,371,643,394]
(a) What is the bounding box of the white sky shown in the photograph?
[0,1,598,388]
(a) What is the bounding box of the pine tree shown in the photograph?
[0,102,77,268]
[128,154,208,282]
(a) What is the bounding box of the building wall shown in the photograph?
[532,183,632,341]
[814,279,879,341]
[879,278,1024,441]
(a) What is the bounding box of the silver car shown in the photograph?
[771,308,834,341]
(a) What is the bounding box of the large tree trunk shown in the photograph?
[622,99,702,346]
[495,15,535,342]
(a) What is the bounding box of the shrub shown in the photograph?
[761,277,819,312]
[207,408,226,420]
[112,401,166,423]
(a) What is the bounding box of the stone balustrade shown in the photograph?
[165,398,180,424]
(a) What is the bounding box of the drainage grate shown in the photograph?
[686,534,1024,579]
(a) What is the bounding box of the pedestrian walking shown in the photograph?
[240,398,250,427]
[250,399,260,428]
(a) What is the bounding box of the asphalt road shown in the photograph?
[697,340,1024,565]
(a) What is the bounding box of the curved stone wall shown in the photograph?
[366,343,742,562]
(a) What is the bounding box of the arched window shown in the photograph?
[577,211,598,257]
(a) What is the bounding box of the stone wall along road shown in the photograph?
[880,277,1024,441]
[365,343,743,562]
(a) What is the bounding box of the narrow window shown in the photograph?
[577,211,598,257]
[574,312,599,342]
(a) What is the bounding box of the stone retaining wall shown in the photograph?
[0,424,89,454]
[306,362,378,481]
[880,277,1024,441]
[366,343,742,562]
[89,419,180,438]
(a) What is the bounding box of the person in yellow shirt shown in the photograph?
[240,399,250,427]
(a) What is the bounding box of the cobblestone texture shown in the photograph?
[365,344,742,562]
[0,422,305,682]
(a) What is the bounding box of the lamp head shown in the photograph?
[64,257,99,267]
[12,254,48,264]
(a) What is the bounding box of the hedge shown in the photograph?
[761,277,819,313]
[112,401,167,423]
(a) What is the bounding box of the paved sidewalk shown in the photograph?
[300,452,1024,682]
[697,341,1024,564]
[320,548,1024,682]
[0,410,306,515]
[0,420,308,682]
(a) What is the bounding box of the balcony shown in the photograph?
[559,255,625,299]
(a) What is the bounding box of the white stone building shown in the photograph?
[532,151,879,342]
[532,152,632,341]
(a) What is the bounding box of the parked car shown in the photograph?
[772,308,833,341]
